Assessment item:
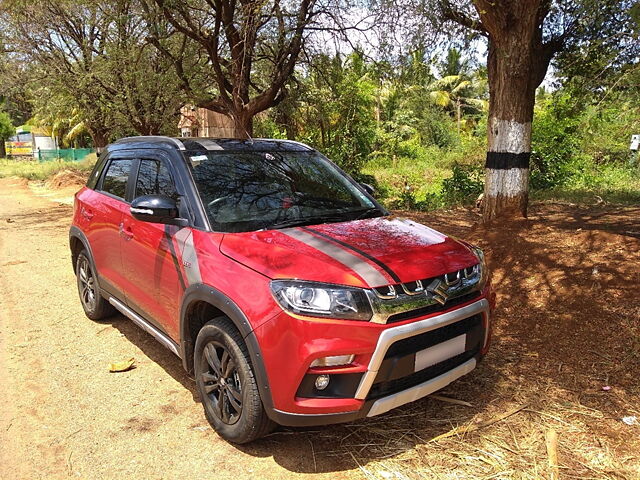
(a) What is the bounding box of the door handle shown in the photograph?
[81,207,94,220]
[118,223,134,240]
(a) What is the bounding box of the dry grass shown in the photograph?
[269,203,640,480]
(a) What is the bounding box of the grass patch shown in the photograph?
[531,160,640,205]
[363,137,485,210]
[0,154,97,181]
[364,143,640,210]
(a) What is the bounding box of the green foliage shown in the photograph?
[441,163,484,203]
[0,106,14,141]
[530,93,582,189]
[531,84,640,196]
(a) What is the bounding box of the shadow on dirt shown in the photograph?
[82,203,640,475]
[236,359,498,474]
[107,314,200,401]
[105,302,499,474]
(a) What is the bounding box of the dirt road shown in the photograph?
[0,179,363,479]
[1,177,639,480]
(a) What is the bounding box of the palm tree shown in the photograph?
[428,74,487,133]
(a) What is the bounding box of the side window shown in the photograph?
[135,159,178,199]
[101,159,133,200]
[86,153,109,189]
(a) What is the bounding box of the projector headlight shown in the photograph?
[270,280,373,321]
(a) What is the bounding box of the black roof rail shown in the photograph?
[114,136,186,150]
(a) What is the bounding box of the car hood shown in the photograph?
[219,216,479,288]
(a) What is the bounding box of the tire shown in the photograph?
[76,250,115,320]
[194,317,275,443]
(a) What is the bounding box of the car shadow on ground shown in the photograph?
[237,357,499,474]
[105,310,499,475]
[106,313,200,401]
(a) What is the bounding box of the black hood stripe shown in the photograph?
[302,227,401,283]
[279,227,389,287]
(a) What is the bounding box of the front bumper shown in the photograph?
[270,357,477,426]
[260,297,491,427]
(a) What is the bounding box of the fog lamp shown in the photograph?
[315,375,330,390]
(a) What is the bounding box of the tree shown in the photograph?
[1,0,185,147]
[432,0,639,221]
[428,74,486,133]
[146,0,350,138]
[0,106,14,158]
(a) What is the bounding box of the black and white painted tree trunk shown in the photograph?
[470,0,558,221]
[482,38,537,220]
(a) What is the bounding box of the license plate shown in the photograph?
[414,334,466,372]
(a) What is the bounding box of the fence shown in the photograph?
[37,148,95,162]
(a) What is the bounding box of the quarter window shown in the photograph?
[101,159,133,200]
[135,159,177,199]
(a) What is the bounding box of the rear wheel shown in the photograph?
[76,250,115,320]
[194,317,274,443]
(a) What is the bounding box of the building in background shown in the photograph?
[5,125,57,157]
[178,106,237,138]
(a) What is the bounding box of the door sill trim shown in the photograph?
[109,297,181,358]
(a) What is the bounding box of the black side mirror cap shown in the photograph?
[360,183,375,196]
[130,194,188,227]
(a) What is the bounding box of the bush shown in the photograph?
[441,163,484,204]
[530,95,582,189]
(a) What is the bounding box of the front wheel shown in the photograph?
[194,318,274,443]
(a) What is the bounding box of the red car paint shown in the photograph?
[70,137,493,432]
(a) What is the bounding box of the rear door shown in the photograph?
[120,153,185,341]
[87,155,136,299]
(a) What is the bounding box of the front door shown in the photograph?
[120,155,185,341]
[87,157,135,299]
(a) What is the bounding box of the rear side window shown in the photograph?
[101,159,133,200]
[86,153,109,189]
[135,159,177,199]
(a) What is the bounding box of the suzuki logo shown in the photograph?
[426,278,450,305]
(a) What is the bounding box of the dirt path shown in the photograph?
[0,179,360,479]
[1,177,639,480]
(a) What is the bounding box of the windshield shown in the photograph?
[185,150,381,233]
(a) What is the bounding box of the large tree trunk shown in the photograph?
[482,39,538,221]
[228,110,254,139]
[473,0,554,222]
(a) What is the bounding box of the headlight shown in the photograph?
[270,280,373,321]
[471,246,488,291]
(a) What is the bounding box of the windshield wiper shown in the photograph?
[351,207,384,220]
[267,214,349,230]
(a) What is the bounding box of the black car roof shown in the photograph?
[110,136,313,153]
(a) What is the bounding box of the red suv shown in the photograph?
[70,136,494,443]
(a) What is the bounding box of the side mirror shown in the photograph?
[360,183,375,196]
[130,194,188,227]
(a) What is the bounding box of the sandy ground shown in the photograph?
[0,179,360,479]
[1,177,639,480]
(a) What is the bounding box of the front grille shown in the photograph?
[385,314,482,359]
[366,349,477,400]
[386,291,481,324]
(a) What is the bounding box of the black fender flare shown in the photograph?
[179,283,274,412]
[69,226,96,274]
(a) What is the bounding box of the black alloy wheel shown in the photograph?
[200,340,243,425]
[75,250,115,320]
[194,318,274,443]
